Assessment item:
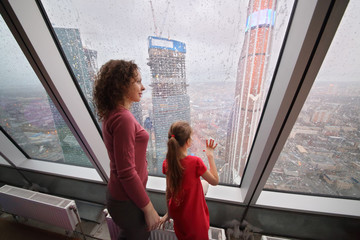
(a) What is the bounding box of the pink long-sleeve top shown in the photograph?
[102,106,150,209]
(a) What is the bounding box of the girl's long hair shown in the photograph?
[93,59,138,121]
[166,121,192,205]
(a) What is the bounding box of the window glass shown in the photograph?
[0,15,93,168]
[41,0,293,184]
[265,1,360,198]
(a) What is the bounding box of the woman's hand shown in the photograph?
[159,212,170,230]
[142,202,160,231]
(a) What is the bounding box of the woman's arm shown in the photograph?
[201,139,219,186]
[142,201,160,231]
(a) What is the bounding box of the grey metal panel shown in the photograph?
[206,200,247,228]
[75,199,106,223]
[19,170,107,204]
[148,192,168,216]
[0,166,28,187]
[246,207,360,240]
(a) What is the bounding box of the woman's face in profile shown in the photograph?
[125,70,145,103]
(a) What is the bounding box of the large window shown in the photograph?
[265,0,360,199]
[41,0,293,184]
[0,15,93,168]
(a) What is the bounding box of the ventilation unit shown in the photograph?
[0,185,80,231]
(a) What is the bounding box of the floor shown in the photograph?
[0,212,111,240]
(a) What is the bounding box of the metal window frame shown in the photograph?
[1,0,108,182]
[1,0,359,218]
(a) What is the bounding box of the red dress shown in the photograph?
[163,155,209,240]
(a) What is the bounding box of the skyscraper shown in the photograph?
[130,102,143,127]
[48,27,98,167]
[225,0,277,184]
[83,47,98,115]
[147,36,190,174]
[54,28,94,109]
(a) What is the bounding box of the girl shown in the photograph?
[93,59,160,239]
[160,121,219,240]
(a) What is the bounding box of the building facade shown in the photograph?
[50,27,98,167]
[225,0,277,184]
[147,36,190,174]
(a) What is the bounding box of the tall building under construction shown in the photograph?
[225,0,277,184]
[147,36,190,174]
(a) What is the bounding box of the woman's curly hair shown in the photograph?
[93,59,138,121]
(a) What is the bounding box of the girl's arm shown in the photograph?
[201,139,219,186]
[159,212,170,229]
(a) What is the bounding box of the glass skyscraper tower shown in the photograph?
[48,27,98,167]
[147,36,190,174]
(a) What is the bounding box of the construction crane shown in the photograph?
[149,0,170,38]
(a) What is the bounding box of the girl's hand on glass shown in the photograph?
[205,139,217,157]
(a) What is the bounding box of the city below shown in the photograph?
[1,80,359,199]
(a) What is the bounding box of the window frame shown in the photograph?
[0,130,102,182]
[1,0,108,182]
[1,0,359,217]
[245,0,360,216]
[241,0,334,202]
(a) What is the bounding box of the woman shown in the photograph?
[93,59,160,239]
[160,121,219,240]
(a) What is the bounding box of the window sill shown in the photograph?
[147,176,245,204]
[256,190,360,217]
[17,159,103,182]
